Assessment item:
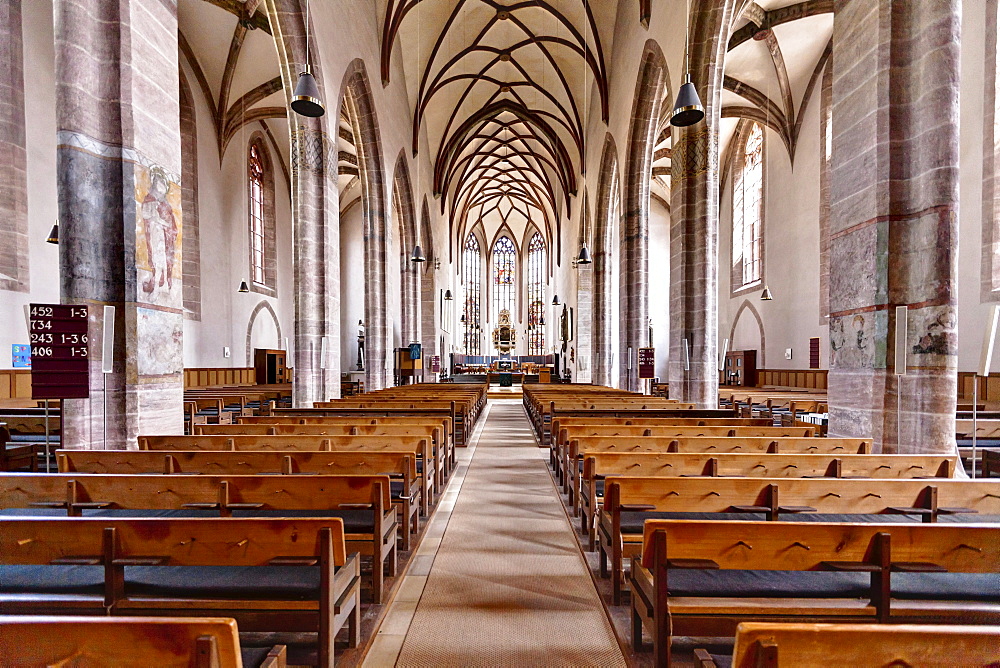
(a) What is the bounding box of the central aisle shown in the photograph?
[393,400,627,667]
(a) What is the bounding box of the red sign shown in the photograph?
[431,355,441,373]
[29,303,90,399]
[638,347,655,379]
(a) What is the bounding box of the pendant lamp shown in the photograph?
[760,285,773,301]
[444,290,453,300]
[291,1,325,118]
[671,1,705,127]
[552,295,560,306]
[411,245,426,263]
[46,222,59,244]
[577,244,592,264]
[238,280,250,293]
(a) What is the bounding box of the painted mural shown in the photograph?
[135,165,183,309]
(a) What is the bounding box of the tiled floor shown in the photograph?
[363,400,626,667]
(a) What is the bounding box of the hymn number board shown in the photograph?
[29,303,90,399]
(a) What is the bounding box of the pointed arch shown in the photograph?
[728,299,766,370]
[339,58,389,390]
[621,38,670,391]
[392,150,419,345]
[592,133,620,386]
[419,197,438,368]
[461,231,483,355]
[526,228,547,355]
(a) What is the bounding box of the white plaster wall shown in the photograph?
[0,0,59,368]
[956,0,1000,375]
[718,85,827,373]
[650,198,671,381]
[339,202,365,373]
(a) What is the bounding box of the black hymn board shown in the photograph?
[29,303,90,399]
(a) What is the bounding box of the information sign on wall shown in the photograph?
[638,347,655,379]
[431,355,441,373]
[29,303,90,399]
[12,344,31,368]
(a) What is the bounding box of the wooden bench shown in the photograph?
[195,422,454,480]
[0,518,361,667]
[694,622,1000,668]
[139,434,437,516]
[271,406,469,445]
[985,448,1000,477]
[567,437,873,513]
[57,449,423,551]
[630,520,1000,666]
[0,615,288,668]
[0,473,397,603]
[543,407,738,445]
[0,424,39,472]
[577,452,956,553]
[600,476,1000,604]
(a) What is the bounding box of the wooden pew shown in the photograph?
[600,476,1000,604]
[578,452,956,554]
[0,616,288,668]
[566,436,873,514]
[0,473,397,604]
[542,406,738,445]
[271,406,469,445]
[0,518,361,667]
[195,422,453,481]
[694,622,1000,668]
[985,448,1000,477]
[630,520,1000,666]
[139,434,436,516]
[0,424,39,472]
[57,450,423,551]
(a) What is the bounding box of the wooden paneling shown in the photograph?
[757,368,828,390]
[0,370,33,399]
[183,367,256,388]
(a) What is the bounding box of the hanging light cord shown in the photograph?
[305,0,310,68]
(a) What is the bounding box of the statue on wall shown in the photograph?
[357,320,365,370]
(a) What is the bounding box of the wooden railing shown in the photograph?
[183,367,256,388]
[756,368,828,390]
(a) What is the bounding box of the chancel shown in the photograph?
[0,0,998,666]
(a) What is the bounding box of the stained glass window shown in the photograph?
[462,233,482,355]
[527,232,546,355]
[733,123,763,288]
[492,236,516,322]
[248,142,266,285]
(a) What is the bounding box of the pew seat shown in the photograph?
[695,622,1000,668]
[0,615,287,667]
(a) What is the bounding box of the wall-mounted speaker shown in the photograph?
[683,338,691,372]
[102,306,115,374]
[979,305,1000,377]
[893,305,907,376]
[719,338,729,371]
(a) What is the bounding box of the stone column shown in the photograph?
[575,265,593,383]
[668,1,733,408]
[268,0,337,405]
[0,0,28,293]
[827,0,960,454]
[55,0,184,449]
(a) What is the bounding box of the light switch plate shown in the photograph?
[784,348,793,360]
[224,346,231,358]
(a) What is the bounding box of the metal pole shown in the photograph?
[973,379,979,479]
[43,399,51,473]
[103,372,108,451]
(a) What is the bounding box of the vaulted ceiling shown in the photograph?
[381,0,615,251]
[178,0,290,182]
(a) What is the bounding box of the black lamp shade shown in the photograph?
[291,67,325,118]
[238,281,250,293]
[577,244,591,264]
[461,313,466,323]
[46,223,59,244]
[551,295,560,306]
[411,245,426,262]
[670,75,705,127]
[760,285,773,301]
[444,290,453,300]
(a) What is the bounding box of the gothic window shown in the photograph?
[492,236,516,320]
[732,122,764,291]
[527,232,546,355]
[247,138,276,295]
[462,233,482,355]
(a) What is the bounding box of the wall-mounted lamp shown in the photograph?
[434,259,441,270]
[444,289,453,301]
[410,245,426,263]
[760,285,773,301]
[46,222,59,245]
[238,280,250,293]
